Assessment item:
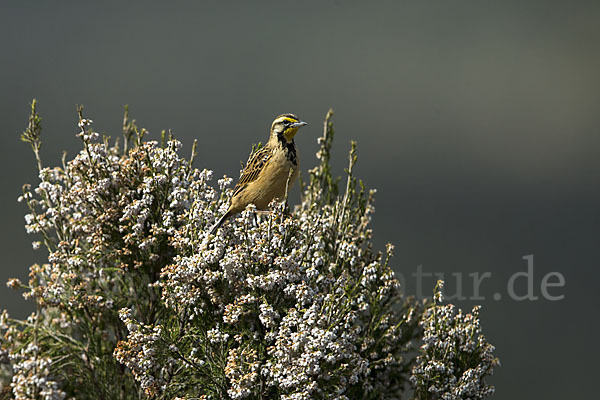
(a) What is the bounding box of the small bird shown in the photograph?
[210,114,307,234]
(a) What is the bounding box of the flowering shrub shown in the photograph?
[0,102,498,399]
[410,282,499,400]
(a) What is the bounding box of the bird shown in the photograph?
[209,113,308,235]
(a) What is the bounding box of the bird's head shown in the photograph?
[270,114,307,143]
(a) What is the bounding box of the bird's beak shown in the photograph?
[291,121,308,128]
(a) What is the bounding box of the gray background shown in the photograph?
[1,1,598,398]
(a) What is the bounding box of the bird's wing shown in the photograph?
[232,146,273,196]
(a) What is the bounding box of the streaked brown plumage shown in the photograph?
[210,114,307,234]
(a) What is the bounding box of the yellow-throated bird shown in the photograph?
[210,114,307,234]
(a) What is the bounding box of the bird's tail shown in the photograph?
[209,210,232,235]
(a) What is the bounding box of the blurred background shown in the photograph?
[1,1,598,398]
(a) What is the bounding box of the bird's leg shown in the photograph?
[254,210,270,227]
[282,168,294,216]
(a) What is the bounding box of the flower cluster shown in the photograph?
[0,104,498,399]
[113,308,168,397]
[9,341,66,400]
[410,282,500,399]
